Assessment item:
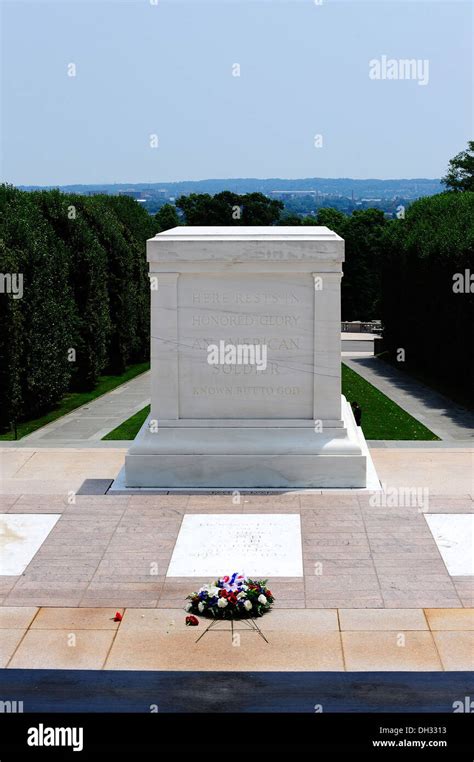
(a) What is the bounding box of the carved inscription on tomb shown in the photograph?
[178,275,314,418]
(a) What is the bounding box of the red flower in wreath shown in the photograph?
[219,589,228,598]
[185,615,199,626]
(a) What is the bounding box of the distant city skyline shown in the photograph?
[1,0,472,185]
[15,176,441,218]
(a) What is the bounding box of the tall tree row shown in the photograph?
[304,207,387,321]
[0,187,154,431]
[381,191,474,400]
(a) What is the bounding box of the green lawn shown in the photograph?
[103,404,151,440]
[0,362,150,441]
[102,364,439,441]
[342,363,439,440]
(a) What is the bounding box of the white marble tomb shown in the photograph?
[124,226,369,488]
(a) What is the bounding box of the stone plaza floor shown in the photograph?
[0,445,472,672]
[1,491,472,610]
[1,605,473,672]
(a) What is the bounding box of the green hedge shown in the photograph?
[0,186,155,431]
[381,192,474,399]
[1,186,470,431]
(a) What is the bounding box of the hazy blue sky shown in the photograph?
[1,0,472,184]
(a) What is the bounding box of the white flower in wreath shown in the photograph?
[208,586,220,597]
[258,594,267,605]
[217,598,228,608]
[237,592,245,600]
[185,603,192,612]
[244,599,252,611]
[198,602,205,613]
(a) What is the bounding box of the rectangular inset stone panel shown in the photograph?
[0,514,60,575]
[425,514,474,576]
[177,274,314,419]
[166,514,303,577]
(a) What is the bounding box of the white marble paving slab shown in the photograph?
[425,513,474,576]
[167,514,303,577]
[0,514,61,575]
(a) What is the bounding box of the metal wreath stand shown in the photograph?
[195,616,269,644]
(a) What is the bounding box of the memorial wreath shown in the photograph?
[185,572,274,619]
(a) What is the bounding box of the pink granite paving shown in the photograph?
[1,493,471,609]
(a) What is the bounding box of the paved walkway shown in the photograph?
[22,372,151,443]
[1,605,472,671]
[344,357,474,441]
